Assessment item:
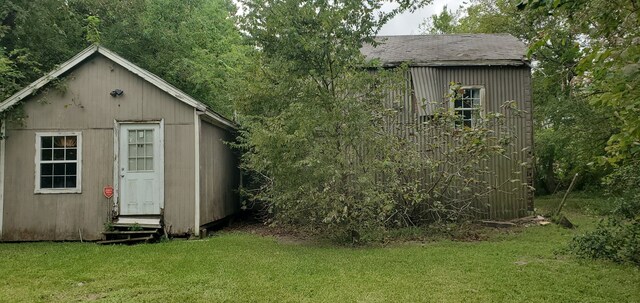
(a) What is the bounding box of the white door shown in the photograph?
[119,123,163,215]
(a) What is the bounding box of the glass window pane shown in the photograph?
[463,110,472,120]
[53,149,65,160]
[137,144,145,157]
[145,145,153,157]
[138,130,145,143]
[145,130,153,143]
[454,99,462,108]
[145,158,153,171]
[41,137,53,148]
[41,149,52,161]
[63,136,77,148]
[53,163,65,175]
[137,159,145,170]
[41,163,53,176]
[65,148,77,160]
[65,163,77,175]
[128,130,136,144]
[41,176,53,188]
[53,176,65,188]
[53,136,65,147]
[65,176,77,188]
[128,159,137,171]
[463,89,471,98]
[129,144,137,158]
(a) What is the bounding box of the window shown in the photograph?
[127,129,154,171]
[35,132,82,193]
[453,87,483,128]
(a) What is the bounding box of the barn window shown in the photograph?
[454,87,484,128]
[35,132,82,194]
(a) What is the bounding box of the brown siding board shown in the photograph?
[199,120,239,226]
[163,124,196,235]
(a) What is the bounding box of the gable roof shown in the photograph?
[0,45,235,130]
[361,34,529,67]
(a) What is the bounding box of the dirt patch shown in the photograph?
[221,221,317,245]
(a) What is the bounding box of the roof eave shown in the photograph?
[378,59,530,67]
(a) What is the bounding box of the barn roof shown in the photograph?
[361,34,529,67]
[0,45,235,130]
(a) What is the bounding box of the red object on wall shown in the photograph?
[103,186,114,199]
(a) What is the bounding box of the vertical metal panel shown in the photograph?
[386,66,533,220]
[1,54,199,240]
[410,67,446,115]
[199,120,240,226]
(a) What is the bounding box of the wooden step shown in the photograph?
[110,223,162,229]
[103,230,159,235]
[96,236,154,245]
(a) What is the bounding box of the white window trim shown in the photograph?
[452,86,485,128]
[34,131,82,194]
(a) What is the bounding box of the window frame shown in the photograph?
[34,131,82,194]
[452,86,485,128]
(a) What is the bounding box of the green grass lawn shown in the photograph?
[1,196,639,302]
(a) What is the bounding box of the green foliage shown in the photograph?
[520,0,640,167]
[237,0,524,243]
[420,5,459,34]
[568,161,640,265]
[128,223,143,231]
[0,0,250,116]
[103,222,115,232]
[1,221,640,302]
[569,218,640,266]
[421,0,618,193]
[84,15,101,44]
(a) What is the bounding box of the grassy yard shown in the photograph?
[1,196,639,302]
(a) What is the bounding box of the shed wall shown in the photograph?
[1,55,196,240]
[390,66,533,219]
[199,120,240,226]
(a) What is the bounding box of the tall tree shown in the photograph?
[236,0,435,240]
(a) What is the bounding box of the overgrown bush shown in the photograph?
[236,0,526,243]
[569,218,640,266]
[568,160,640,265]
[237,76,524,243]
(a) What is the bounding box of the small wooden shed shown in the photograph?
[0,45,240,241]
[362,34,534,219]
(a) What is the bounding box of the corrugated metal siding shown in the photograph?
[1,55,197,240]
[386,66,533,220]
[199,120,240,226]
[410,67,445,115]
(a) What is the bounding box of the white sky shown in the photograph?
[234,0,467,36]
[379,0,466,35]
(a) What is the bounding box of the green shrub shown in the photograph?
[568,160,640,265]
[569,218,640,265]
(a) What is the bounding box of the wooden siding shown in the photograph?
[199,120,240,226]
[390,66,533,219]
[1,55,197,240]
